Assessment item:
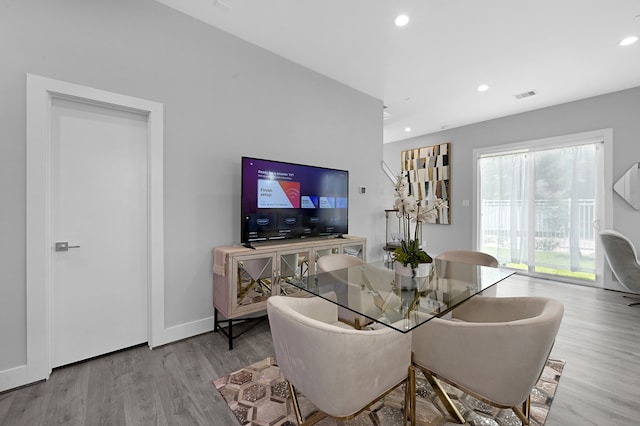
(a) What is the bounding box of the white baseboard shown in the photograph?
[0,363,48,393]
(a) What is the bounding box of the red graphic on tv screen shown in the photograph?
[279,181,300,208]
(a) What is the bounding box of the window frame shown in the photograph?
[472,129,613,286]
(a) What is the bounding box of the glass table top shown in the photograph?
[284,259,515,333]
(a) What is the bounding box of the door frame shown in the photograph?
[24,74,164,385]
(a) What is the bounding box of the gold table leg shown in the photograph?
[407,365,416,426]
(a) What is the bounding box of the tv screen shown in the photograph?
[241,157,349,244]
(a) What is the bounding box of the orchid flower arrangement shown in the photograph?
[392,173,448,269]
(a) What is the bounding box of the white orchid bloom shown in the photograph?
[419,209,438,223]
[394,173,449,224]
[394,175,409,195]
[391,173,450,269]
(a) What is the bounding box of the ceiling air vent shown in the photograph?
[513,90,537,100]
[383,105,391,120]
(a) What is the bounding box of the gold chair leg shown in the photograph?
[288,382,326,426]
[423,371,465,424]
[354,318,362,330]
[512,395,531,425]
[523,394,531,421]
[288,382,304,425]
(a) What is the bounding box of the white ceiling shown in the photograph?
[154,0,640,143]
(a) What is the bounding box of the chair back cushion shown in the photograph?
[435,250,498,284]
[412,296,563,407]
[317,253,365,273]
[316,254,370,326]
[436,250,498,267]
[267,296,411,418]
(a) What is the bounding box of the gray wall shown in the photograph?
[0,0,387,372]
[384,86,640,284]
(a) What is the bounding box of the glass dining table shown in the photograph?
[284,259,515,332]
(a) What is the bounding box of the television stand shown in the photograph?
[214,309,266,350]
[212,235,366,349]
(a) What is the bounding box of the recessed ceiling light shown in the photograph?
[395,14,410,27]
[404,127,412,132]
[619,36,638,46]
[477,84,489,92]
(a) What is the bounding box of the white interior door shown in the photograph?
[51,98,148,368]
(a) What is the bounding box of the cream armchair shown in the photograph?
[316,253,374,328]
[411,296,564,424]
[316,254,402,328]
[436,249,499,297]
[316,252,364,271]
[435,249,499,267]
[267,295,412,425]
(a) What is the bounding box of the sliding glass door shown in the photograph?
[477,140,602,283]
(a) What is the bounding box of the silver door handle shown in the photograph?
[55,242,80,252]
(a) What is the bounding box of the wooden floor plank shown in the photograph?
[496,275,640,426]
[41,361,90,426]
[121,362,169,426]
[0,392,12,421]
[84,354,125,426]
[1,274,639,425]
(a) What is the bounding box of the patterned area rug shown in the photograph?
[214,357,564,426]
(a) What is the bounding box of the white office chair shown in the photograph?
[267,295,412,425]
[599,229,640,306]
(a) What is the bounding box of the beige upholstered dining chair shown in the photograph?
[316,253,374,328]
[267,295,412,425]
[436,249,499,267]
[435,250,499,297]
[316,252,365,272]
[411,296,564,425]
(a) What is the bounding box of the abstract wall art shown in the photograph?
[401,142,451,224]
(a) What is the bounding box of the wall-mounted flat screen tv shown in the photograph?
[241,157,349,245]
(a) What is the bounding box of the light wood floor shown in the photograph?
[1,274,639,425]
